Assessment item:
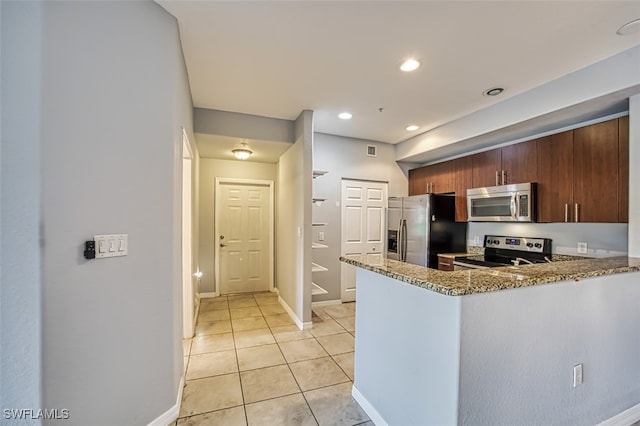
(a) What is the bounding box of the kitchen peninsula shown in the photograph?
[342,255,640,426]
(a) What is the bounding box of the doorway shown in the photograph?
[340,179,388,302]
[182,129,195,339]
[214,178,274,295]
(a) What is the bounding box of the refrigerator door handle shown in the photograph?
[401,219,408,261]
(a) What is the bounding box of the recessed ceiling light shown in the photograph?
[400,58,420,72]
[338,112,352,120]
[617,18,640,36]
[483,87,504,97]
[406,125,419,131]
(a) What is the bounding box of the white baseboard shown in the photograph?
[199,292,218,299]
[598,402,640,426]
[278,296,313,330]
[352,385,388,426]
[311,299,342,308]
[147,374,184,426]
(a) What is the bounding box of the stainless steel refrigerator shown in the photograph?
[387,194,467,268]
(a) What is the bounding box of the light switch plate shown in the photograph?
[94,234,128,258]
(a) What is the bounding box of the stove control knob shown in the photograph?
[526,242,533,248]
[534,243,542,248]
[494,240,500,245]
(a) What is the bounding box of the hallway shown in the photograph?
[176,292,372,425]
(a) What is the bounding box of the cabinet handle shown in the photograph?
[495,171,499,186]
[574,203,579,223]
[431,182,434,193]
[502,170,506,185]
[440,261,451,266]
[564,203,569,223]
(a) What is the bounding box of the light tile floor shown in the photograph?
[175,292,373,426]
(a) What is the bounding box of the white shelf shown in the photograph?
[313,170,328,179]
[312,242,328,249]
[312,282,329,295]
[312,222,327,226]
[312,262,328,272]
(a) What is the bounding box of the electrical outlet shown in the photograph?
[573,364,583,387]
[577,242,588,254]
[473,235,480,245]
[318,231,325,241]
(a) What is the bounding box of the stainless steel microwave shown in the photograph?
[467,183,536,222]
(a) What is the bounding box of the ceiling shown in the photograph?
[156,1,640,160]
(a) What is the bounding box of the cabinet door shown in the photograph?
[431,160,454,194]
[408,166,430,195]
[536,131,574,222]
[471,148,501,188]
[573,119,619,223]
[453,155,473,222]
[501,140,537,185]
[619,116,629,223]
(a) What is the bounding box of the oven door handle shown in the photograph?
[510,193,518,219]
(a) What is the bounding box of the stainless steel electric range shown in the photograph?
[453,235,552,270]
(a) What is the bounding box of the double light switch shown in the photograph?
[94,234,128,258]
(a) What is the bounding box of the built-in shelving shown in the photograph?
[312,262,328,272]
[312,170,328,298]
[311,282,329,295]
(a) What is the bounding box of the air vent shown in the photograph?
[367,145,377,157]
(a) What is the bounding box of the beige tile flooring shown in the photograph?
[175,292,373,426]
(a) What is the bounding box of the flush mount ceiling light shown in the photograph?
[338,112,352,120]
[406,125,420,131]
[617,18,640,36]
[400,58,420,72]
[483,87,504,97]
[232,142,252,160]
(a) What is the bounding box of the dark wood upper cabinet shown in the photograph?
[536,131,574,223]
[453,155,473,222]
[408,167,430,196]
[573,119,619,223]
[408,160,454,195]
[471,148,501,188]
[470,140,537,188]
[408,117,627,223]
[618,115,629,223]
[501,140,538,185]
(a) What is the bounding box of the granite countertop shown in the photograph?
[340,255,640,296]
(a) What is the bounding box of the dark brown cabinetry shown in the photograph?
[408,160,454,195]
[453,156,473,222]
[408,116,628,224]
[537,117,628,223]
[437,255,455,271]
[471,141,537,188]
[536,131,574,223]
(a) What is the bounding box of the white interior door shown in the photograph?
[216,180,273,295]
[341,179,388,302]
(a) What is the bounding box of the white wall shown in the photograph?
[459,271,640,425]
[38,2,190,424]
[353,268,462,426]
[198,158,277,294]
[0,1,44,421]
[628,94,640,258]
[276,110,313,327]
[312,133,412,301]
